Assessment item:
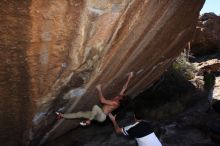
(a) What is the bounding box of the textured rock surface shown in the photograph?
[191,13,220,56]
[0,0,204,146]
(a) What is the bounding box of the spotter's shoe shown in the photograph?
[79,121,90,126]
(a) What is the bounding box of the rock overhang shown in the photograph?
[0,0,205,145]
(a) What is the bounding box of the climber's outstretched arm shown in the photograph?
[119,72,134,96]
[96,84,118,106]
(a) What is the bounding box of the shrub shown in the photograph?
[171,53,196,80]
[133,52,198,121]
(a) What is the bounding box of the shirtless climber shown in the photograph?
[56,72,134,126]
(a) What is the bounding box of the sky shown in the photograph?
[200,0,220,14]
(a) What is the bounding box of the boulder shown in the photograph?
[191,13,220,56]
[0,0,204,145]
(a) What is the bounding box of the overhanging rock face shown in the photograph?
[0,0,204,146]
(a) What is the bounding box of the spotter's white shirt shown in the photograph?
[122,121,162,146]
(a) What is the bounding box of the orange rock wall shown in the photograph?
[0,1,32,146]
[0,0,205,146]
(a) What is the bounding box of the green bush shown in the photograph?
[171,53,196,80]
[133,52,198,121]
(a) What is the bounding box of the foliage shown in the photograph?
[133,52,199,121]
[171,53,196,80]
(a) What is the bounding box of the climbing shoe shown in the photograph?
[55,112,63,120]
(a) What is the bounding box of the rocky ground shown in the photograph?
[42,94,220,146]
[160,95,219,146]
[191,53,220,101]
[42,53,220,146]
